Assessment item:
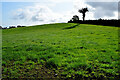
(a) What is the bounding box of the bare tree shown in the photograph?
[78,8,88,21]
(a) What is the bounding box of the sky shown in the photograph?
[0,0,119,27]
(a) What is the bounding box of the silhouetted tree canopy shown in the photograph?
[78,8,88,21]
[71,15,79,21]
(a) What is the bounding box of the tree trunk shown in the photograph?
[83,16,85,21]
[83,13,85,21]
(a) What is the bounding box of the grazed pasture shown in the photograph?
[2,23,120,79]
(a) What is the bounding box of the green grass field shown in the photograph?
[2,23,120,79]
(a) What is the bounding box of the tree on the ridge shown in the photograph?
[78,8,88,21]
[72,15,79,21]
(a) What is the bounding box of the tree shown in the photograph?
[72,15,79,21]
[0,26,2,29]
[78,8,88,21]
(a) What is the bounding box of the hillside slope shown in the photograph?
[2,23,119,79]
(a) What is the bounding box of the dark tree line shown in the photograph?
[1,25,26,29]
[0,26,2,29]
[68,8,120,27]
[68,19,120,27]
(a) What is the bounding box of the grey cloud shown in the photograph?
[86,2,118,18]
[50,19,56,22]
[94,7,115,18]
[13,12,26,20]
[12,4,65,25]
[119,2,120,19]
[31,8,49,22]
[31,14,45,22]
[87,2,118,11]
[32,16,44,22]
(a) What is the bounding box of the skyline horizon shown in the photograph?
[1,19,119,28]
[0,1,119,27]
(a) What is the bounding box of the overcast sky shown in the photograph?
[0,0,119,27]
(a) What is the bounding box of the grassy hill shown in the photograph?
[2,23,120,79]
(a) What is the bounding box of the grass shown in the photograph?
[2,23,120,79]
